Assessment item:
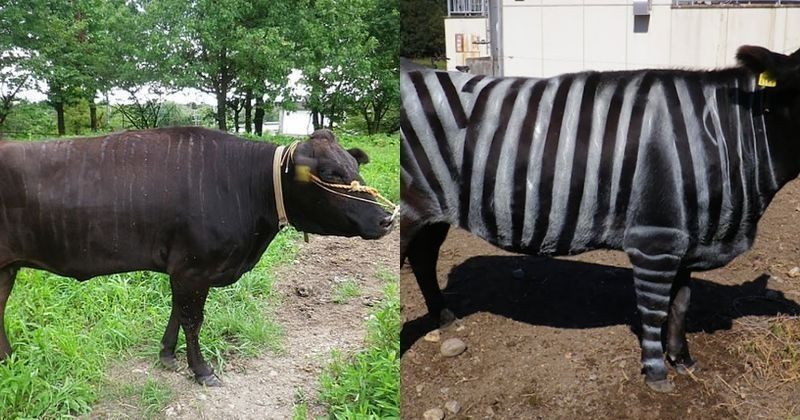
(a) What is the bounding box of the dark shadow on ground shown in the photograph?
[401,255,800,354]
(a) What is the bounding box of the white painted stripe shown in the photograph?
[494,78,539,247]
[542,75,586,252]
[468,78,515,239]
[521,78,559,247]
[637,305,668,317]
[573,78,613,251]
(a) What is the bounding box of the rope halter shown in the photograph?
[272,141,399,229]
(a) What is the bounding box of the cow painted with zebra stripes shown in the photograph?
[400,46,800,392]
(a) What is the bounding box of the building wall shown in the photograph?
[444,17,491,70]
[493,0,800,77]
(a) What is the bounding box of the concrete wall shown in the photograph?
[444,17,491,70]
[491,0,800,77]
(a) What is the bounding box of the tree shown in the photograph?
[298,0,377,130]
[399,0,445,58]
[357,0,399,134]
[0,51,32,130]
[2,0,128,135]
[149,0,296,131]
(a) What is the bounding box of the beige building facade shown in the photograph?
[445,0,800,76]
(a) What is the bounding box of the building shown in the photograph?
[444,0,800,77]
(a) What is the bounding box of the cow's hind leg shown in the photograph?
[169,277,219,386]
[406,223,455,326]
[0,266,17,360]
[667,269,697,374]
[625,227,689,393]
[158,298,181,371]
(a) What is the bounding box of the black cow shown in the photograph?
[0,127,393,385]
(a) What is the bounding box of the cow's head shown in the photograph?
[737,45,800,179]
[281,129,394,239]
[737,45,800,134]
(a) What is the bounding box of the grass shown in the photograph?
[332,279,362,304]
[0,228,301,418]
[319,269,400,419]
[292,388,310,420]
[733,315,800,383]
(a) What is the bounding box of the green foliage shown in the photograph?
[0,229,300,418]
[1,101,56,138]
[332,279,361,304]
[297,0,398,133]
[319,279,400,419]
[400,0,446,58]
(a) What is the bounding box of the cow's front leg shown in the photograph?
[171,279,219,386]
[625,227,689,393]
[406,223,456,326]
[667,269,697,374]
[158,300,180,371]
[0,266,18,360]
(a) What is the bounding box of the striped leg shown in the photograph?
[667,269,697,374]
[625,227,688,393]
[406,223,456,326]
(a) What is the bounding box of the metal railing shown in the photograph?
[673,0,800,5]
[448,0,489,16]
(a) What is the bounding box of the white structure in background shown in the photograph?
[444,0,800,77]
[263,69,321,136]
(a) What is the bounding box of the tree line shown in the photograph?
[0,0,399,136]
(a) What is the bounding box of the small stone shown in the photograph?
[423,408,445,420]
[416,384,425,393]
[165,407,176,417]
[788,267,800,278]
[589,374,598,381]
[512,268,525,280]
[445,400,461,414]
[455,324,466,332]
[295,285,312,297]
[424,329,441,342]
[197,393,207,401]
[440,338,467,357]
[565,352,573,360]
[440,387,449,394]
[771,275,784,284]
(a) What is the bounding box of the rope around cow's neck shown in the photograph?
[273,141,399,229]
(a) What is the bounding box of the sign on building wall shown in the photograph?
[455,33,464,52]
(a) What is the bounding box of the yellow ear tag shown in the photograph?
[758,72,776,88]
[295,165,312,182]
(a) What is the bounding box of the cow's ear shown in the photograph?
[737,45,800,86]
[348,148,369,165]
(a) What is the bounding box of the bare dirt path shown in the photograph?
[402,181,800,419]
[91,229,398,419]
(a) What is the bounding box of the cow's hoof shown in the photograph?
[159,355,179,371]
[674,360,699,376]
[439,308,457,327]
[646,378,675,393]
[195,373,222,387]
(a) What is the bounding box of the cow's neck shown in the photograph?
[758,88,800,213]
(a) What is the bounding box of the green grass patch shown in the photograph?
[319,278,400,419]
[332,279,362,305]
[0,228,301,418]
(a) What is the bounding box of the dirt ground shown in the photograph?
[90,228,398,419]
[401,181,800,419]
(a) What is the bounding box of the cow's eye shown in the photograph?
[320,168,347,183]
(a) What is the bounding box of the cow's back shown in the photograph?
[0,128,275,280]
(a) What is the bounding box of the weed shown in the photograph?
[332,279,362,304]
[319,281,400,419]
